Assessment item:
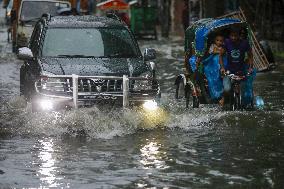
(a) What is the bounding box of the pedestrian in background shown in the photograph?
[182,1,189,32]
[2,0,10,8]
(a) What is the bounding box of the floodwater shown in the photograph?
[0,12,284,189]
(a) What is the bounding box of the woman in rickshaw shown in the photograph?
[176,18,255,110]
[203,33,227,105]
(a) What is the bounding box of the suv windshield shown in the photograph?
[42,28,140,58]
[20,1,70,21]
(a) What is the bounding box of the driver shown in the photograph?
[222,28,254,107]
[224,28,253,76]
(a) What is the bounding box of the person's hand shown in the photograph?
[219,48,225,56]
[247,67,253,73]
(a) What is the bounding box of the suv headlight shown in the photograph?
[132,71,153,91]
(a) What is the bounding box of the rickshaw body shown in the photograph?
[176,18,255,109]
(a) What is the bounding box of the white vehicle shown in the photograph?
[12,0,71,52]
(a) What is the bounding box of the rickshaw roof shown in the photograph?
[185,18,246,55]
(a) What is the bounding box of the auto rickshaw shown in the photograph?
[175,18,255,110]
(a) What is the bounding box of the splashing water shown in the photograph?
[254,96,265,109]
[0,95,231,139]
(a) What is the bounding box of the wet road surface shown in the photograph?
[0,8,284,189]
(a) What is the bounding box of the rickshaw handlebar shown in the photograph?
[224,70,253,81]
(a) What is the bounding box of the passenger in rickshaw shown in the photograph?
[202,34,227,104]
[180,18,257,109]
[192,27,255,108]
[187,34,227,104]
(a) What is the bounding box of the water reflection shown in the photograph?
[139,139,169,169]
[36,138,61,188]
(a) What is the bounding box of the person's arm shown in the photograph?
[213,46,221,54]
[209,44,220,54]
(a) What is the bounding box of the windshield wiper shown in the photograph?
[106,53,137,58]
[57,55,95,58]
[57,54,137,58]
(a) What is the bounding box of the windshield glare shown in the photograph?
[20,1,70,21]
[42,28,140,58]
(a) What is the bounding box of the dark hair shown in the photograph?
[230,27,241,34]
[214,32,224,38]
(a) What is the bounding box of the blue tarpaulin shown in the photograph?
[189,55,197,72]
[203,54,228,100]
[241,69,256,106]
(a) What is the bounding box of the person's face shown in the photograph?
[229,32,239,43]
[215,36,224,47]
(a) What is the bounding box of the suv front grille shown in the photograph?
[69,79,123,93]
[36,75,159,98]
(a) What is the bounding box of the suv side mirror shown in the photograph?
[18,47,33,60]
[144,48,156,61]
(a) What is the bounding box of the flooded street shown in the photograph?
[0,11,284,189]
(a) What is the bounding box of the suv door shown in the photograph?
[20,22,43,97]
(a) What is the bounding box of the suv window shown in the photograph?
[41,28,140,58]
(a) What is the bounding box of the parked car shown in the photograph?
[11,0,71,52]
[4,0,13,25]
[18,14,160,111]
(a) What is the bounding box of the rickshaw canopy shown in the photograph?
[97,0,129,10]
[185,18,246,56]
[183,18,255,107]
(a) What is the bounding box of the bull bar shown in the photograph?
[34,74,160,109]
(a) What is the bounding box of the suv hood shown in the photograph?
[40,57,149,77]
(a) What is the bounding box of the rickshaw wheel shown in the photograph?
[185,84,191,108]
[250,97,254,109]
[175,78,185,99]
[230,91,241,111]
